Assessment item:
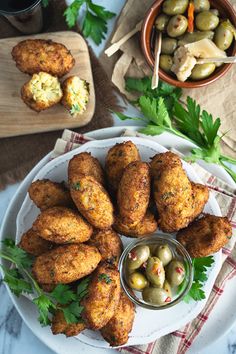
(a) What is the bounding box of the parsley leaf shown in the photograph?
[1,239,33,268]
[77,276,90,301]
[64,0,115,45]
[1,266,33,296]
[33,295,55,326]
[41,0,49,7]
[98,273,112,284]
[62,302,84,324]
[51,284,76,305]
[182,256,214,303]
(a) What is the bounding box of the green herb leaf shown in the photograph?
[125,77,152,94]
[88,2,115,20]
[98,273,112,284]
[183,282,206,303]
[64,0,84,28]
[1,266,33,296]
[1,239,33,268]
[113,111,143,122]
[139,125,165,136]
[77,276,90,301]
[51,284,76,305]
[33,295,55,326]
[83,11,107,45]
[72,182,81,191]
[62,302,84,324]
[41,0,49,7]
[201,111,221,147]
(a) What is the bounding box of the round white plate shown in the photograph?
[0,127,234,354]
[15,136,221,348]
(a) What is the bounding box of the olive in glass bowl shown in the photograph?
[119,234,193,310]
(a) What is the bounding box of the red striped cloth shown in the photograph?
[53,129,236,354]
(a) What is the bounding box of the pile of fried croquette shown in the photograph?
[12,39,89,115]
[19,141,232,345]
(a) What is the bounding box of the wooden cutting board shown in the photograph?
[0,31,95,138]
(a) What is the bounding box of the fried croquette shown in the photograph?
[19,228,54,256]
[32,244,101,284]
[82,263,120,330]
[51,309,86,337]
[68,152,105,186]
[114,211,158,237]
[105,141,141,193]
[70,176,114,229]
[21,72,63,112]
[61,76,89,116]
[32,206,93,244]
[100,290,135,346]
[151,152,197,232]
[28,179,73,211]
[87,229,123,266]
[177,214,232,257]
[117,161,150,226]
[191,183,209,219]
[12,39,75,77]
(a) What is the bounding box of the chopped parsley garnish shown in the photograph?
[98,273,112,284]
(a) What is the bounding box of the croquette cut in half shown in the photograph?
[21,72,63,112]
[61,76,90,116]
[12,39,75,77]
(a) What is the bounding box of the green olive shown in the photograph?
[166,260,185,286]
[126,245,150,271]
[128,272,149,291]
[214,23,234,51]
[193,0,210,13]
[160,54,173,73]
[155,244,172,266]
[195,11,219,31]
[167,15,188,38]
[155,14,170,32]
[210,9,219,17]
[142,287,170,305]
[163,280,172,297]
[163,0,189,15]
[146,257,165,288]
[190,63,216,80]
[161,37,178,54]
[178,30,214,45]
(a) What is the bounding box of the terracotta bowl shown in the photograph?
[141,0,236,88]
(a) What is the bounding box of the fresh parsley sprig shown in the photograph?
[64,0,115,45]
[183,256,214,302]
[0,239,90,327]
[115,77,236,182]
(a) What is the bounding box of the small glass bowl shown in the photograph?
[119,234,193,310]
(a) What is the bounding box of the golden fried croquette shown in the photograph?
[70,176,114,229]
[114,211,158,237]
[12,39,75,77]
[82,263,120,330]
[18,228,54,256]
[151,152,196,232]
[105,141,141,193]
[68,152,105,186]
[21,72,63,112]
[61,76,90,116]
[32,206,93,244]
[51,309,86,337]
[28,179,73,211]
[117,161,150,226]
[87,229,123,266]
[191,183,209,219]
[100,290,135,347]
[177,214,232,257]
[32,244,101,284]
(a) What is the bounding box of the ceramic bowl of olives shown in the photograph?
[141,0,236,88]
[119,234,193,309]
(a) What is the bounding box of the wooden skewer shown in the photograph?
[197,56,236,64]
[151,31,162,90]
[105,21,143,57]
